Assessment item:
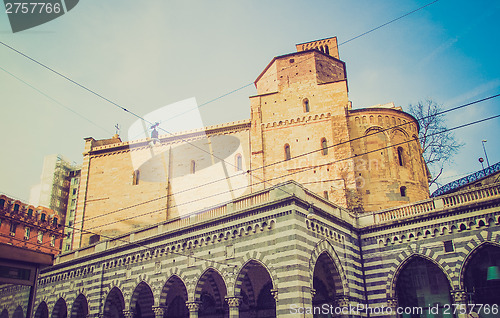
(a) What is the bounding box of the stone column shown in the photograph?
[270,289,278,303]
[226,297,242,318]
[186,302,200,318]
[386,297,398,318]
[122,310,134,318]
[153,306,167,318]
[336,296,350,318]
[450,290,468,318]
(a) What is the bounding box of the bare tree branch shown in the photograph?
[408,99,464,187]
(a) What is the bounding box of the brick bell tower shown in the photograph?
[249,37,361,210]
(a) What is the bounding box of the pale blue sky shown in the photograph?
[1,0,499,201]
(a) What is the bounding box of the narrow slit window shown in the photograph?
[190,160,196,174]
[236,154,242,171]
[303,98,310,113]
[133,170,140,185]
[321,138,328,155]
[397,147,404,166]
[284,144,291,161]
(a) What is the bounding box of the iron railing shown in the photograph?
[431,161,500,197]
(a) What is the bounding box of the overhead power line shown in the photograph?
[0,0,442,216]
[0,0,443,262]
[74,92,500,226]
[84,111,500,231]
[0,66,113,135]
[339,0,440,46]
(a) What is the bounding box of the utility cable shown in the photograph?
[0,66,113,135]
[73,93,500,225]
[339,0,440,46]
[0,0,442,212]
[160,0,441,123]
[83,112,500,230]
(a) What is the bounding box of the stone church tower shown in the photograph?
[71,37,429,248]
[250,36,429,212]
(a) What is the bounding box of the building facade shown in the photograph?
[0,194,63,256]
[71,37,429,249]
[1,181,499,318]
[29,154,81,250]
[0,37,498,318]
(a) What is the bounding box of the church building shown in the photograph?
[1,37,499,318]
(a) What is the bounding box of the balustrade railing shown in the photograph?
[373,182,500,224]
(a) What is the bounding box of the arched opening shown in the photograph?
[284,144,291,161]
[195,269,228,318]
[103,287,125,318]
[321,138,328,155]
[312,252,343,316]
[303,98,310,113]
[235,154,243,171]
[34,302,48,318]
[162,276,189,318]
[70,294,88,318]
[51,298,67,318]
[0,309,8,318]
[395,257,452,317]
[88,234,100,245]
[130,282,154,318]
[12,307,23,318]
[236,260,276,318]
[325,46,330,55]
[400,186,407,197]
[397,147,404,166]
[463,244,500,309]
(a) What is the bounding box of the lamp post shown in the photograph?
[481,140,490,168]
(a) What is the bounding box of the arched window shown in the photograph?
[397,147,404,166]
[89,234,100,245]
[132,170,140,185]
[284,144,291,161]
[190,160,196,174]
[400,186,407,197]
[235,154,242,171]
[303,98,310,112]
[325,46,330,55]
[396,257,452,315]
[321,138,328,155]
